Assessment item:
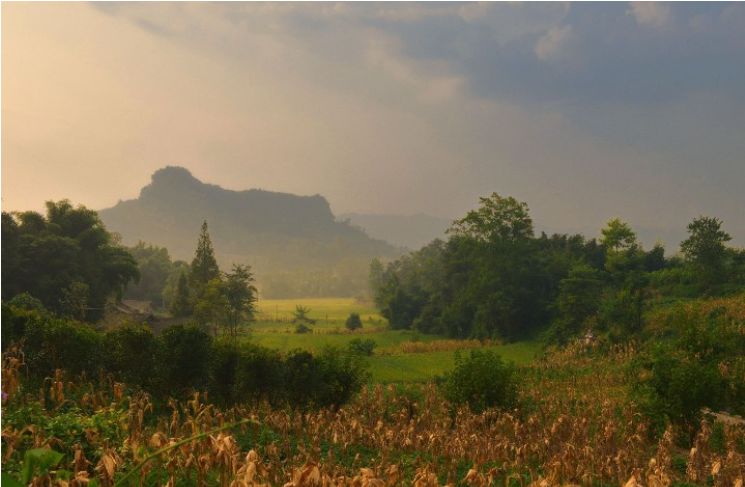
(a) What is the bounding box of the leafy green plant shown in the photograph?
[2,448,65,487]
[345,312,363,331]
[442,349,518,413]
[348,338,376,356]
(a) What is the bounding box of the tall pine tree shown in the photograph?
[170,271,192,316]
[190,221,220,292]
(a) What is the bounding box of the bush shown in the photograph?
[442,350,517,413]
[283,347,368,410]
[158,325,212,396]
[6,293,46,312]
[284,349,322,409]
[632,304,745,436]
[347,338,376,356]
[295,323,312,334]
[345,313,362,331]
[234,344,285,406]
[208,341,241,405]
[314,347,369,409]
[633,347,725,436]
[103,325,159,389]
[20,313,103,378]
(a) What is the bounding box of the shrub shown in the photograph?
[347,338,376,356]
[6,293,46,312]
[208,341,241,405]
[345,313,362,331]
[157,325,212,396]
[1,304,40,347]
[284,349,322,409]
[103,325,159,389]
[234,344,285,406]
[314,347,369,409]
[442,350,517,413]
[295,323,312,334]
[20,313,103,378]
[633,347,725,436]
[632,303,745,436]
[283,347,368,410]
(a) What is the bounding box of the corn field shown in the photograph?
[2,345,743,487]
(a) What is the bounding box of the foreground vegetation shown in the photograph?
[3,194,745,486]
[2,321,744,486]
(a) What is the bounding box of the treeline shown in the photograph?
[2,200,369,409]
[1,201,139,322]
[2,201,261,339]
[1,302,367,409]
[371,193,745,343]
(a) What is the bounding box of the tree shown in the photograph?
[449,193,533,242]
[680,216,732,289]
[549,264,606,344]
[600,218,638,253]
[59,281,89,321]
[124,242,173,306]
[190,221,220,292]
[368,258,385,298]
[1,201,139,321]
[223,264,258,340]
[292,305,316,325]
[600,219,644,276]
[193,278,227,331]
[169,271,192,317]
[345,312,362,331]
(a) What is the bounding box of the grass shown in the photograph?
[244,329,440,353]
[247,297,542,383]
[256,298,381,328]
[369,342,542,383]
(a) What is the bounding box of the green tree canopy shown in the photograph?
[1,201,139,321]
[680,216,732,288]
[449,193,533,243]
[190,220,220,291]
[600,218,638,253]
[223,264,258,340]
[124,242,173,305]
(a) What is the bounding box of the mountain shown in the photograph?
[99,166,400,298]
[340,213,452,250]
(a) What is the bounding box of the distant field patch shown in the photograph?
[254,297,384,331]
[244,329,439,353]
[248,297,541,383]
[369,342,541,383]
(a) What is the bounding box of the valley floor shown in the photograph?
[248,298,539,382]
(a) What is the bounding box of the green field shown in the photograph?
[254,297,383,330]
[247,298,540,382]
[368,342,540,382]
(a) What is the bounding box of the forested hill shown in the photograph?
[99,166,400,297]
[340,213,451,250]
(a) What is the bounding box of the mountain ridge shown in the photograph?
[99,166,401,297]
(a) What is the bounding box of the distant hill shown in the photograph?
[99,167,400,298]
[340,213,452,250]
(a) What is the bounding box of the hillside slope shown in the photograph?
[340,212,451,250]
[99,166,400,297]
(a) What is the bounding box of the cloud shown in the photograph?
[3,2,744,247]
[534,24,574,61]
[628,2,672,28]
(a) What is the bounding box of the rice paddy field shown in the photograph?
[246,298,541,382]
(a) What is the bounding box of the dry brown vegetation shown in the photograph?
[3,343,744,487]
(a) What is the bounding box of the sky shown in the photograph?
[2,2,744,248]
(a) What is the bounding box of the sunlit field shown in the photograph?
[246,298,540,382]
[254,297,383,330]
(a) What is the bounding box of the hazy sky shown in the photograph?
[3,2,744,247]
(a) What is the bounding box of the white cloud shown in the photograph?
[534,24,574,61]
[628,2,672,28]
